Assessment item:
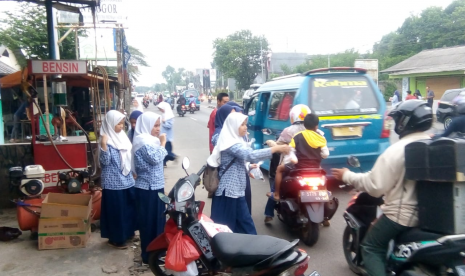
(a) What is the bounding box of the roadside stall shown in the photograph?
[0,60,119,239]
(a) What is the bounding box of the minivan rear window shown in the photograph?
[310,76,379,115]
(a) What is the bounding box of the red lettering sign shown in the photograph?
[30,60,87,75]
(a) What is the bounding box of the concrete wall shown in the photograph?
[0,144,34,208]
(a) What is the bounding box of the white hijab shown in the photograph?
[207,112,248,167]
[158,102,174,121]
[131,112,161,171]
[100,110,132,176]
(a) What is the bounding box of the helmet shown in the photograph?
[289,104,311,124]
[388,100,432,136]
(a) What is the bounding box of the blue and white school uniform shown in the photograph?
[159,102,176,165]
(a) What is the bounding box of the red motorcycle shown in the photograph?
[146,158,317,276]
[188,102,196,114]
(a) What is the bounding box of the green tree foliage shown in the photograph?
[153,83,168,92]
[127,45,149,83]
[213,30,269,90]
[0,3,80,68]
[161,66,186,91]
[134,86,151,93]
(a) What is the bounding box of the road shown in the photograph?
[145,100,442,276]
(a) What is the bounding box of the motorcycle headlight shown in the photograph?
[176,181,194,203]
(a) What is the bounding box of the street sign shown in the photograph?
[28,60,87,75]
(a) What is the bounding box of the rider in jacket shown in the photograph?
[432,102,465,138]
[176,94,186,113]
[332,100,433,276]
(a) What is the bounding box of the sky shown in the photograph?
[0,0,455,86]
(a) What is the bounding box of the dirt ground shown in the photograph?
[0,208,149,276]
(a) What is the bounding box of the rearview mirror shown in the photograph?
[158,192,171,204]
[347,156,360,168]
[182,157,190,170]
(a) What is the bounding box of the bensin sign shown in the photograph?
[28,60,87,75]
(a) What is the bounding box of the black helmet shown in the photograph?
[388,100,432,137]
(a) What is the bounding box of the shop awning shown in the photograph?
[0,68,117,89]
[0,68,27,88]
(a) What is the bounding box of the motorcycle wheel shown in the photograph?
[342,225,364,275]
[148,248,208,276]
[300,219,320,246]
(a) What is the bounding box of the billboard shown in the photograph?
[80,0,128,24]
[79,28,117,60]
[354,59,378,85]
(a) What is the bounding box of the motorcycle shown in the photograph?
[274,166,338,246]
[189,102,196,114]
[177,105,186,117]
[143,99,149,108]
[208,97,212,104]
[341,156,465,276]
[147,157,318,276]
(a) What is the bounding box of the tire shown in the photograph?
[148,248,207,276]
[342,225,364,275]
[444,116,452,129]
[300,219,320,246]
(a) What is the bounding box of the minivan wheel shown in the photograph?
[444,116,452,129]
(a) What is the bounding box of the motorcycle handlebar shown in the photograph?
[197,165,207,176]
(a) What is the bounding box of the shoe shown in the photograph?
[322,219,331,227]
[264,216,273,224]
[108,241,128,249]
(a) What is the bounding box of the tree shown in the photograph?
[213,30,269,90]
[134,86,150,93]
[0,3,80,68]
[161,66,186,91]
[127,45,149,83]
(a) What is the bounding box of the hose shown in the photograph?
[90,66,111,142]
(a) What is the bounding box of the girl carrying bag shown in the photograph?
[202,158,235,193]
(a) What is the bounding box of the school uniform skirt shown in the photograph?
[136,188,166,264]
[211,190,257,235]
[100,187,137,245]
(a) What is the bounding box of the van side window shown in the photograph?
[247,97,258,116]
[268,92,295,121]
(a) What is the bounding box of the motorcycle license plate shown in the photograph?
[300,190,329,203]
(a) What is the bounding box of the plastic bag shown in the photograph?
[165,230,201,272]
[283,148,298,165]
[165,261,198,276]
[249,161,264,181]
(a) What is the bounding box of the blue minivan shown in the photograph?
[244,67,391,176]
[183,89,201,110]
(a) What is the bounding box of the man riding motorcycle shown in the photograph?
[177,94,186,113]
[332,100,432,276]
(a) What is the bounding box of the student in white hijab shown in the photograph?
[99,110,136,249]
[131,112,168,264]
[158,102,177,167]
[208,112,291,235]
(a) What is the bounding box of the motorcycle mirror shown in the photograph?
[158,192,171,204]
[182,157,190,170]
[347,156,361,168]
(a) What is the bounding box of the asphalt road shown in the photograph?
[144,100,443,276]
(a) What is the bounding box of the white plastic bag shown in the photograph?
[165,261,198,276]
[283,148,298,165]
[249,161,264,181]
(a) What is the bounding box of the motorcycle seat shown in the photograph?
[396,228,442,244]
[288,168,325,177]
[211,232,293,267]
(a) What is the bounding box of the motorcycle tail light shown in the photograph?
[278,255,309,276]
[299,176,326,188]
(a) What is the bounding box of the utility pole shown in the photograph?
[260,38,264,83]
[45,0,56,59]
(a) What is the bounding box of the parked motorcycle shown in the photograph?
[274,167,338,246]
[189,102,196,114]
[147,157,318,276]
[177,105,186,117]
[341,156,465,276]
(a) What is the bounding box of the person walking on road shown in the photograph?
[207,112,291,234]
[158,102,177,166]
[99,110,137,249]
[426,86,435,108]
[208,92,229,154]
[132,112,168,264]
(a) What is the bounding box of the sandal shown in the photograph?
[264,216,273,224]
[108,241,128,249]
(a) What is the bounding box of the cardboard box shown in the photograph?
[38,216,91,250]
[38,193,92,250]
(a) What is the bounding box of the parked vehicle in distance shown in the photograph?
[436,88,465,129]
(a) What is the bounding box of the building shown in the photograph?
[381,45,465,99]
[269,52,308,75]
[0,46,21,71]
[0,60,17,77]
